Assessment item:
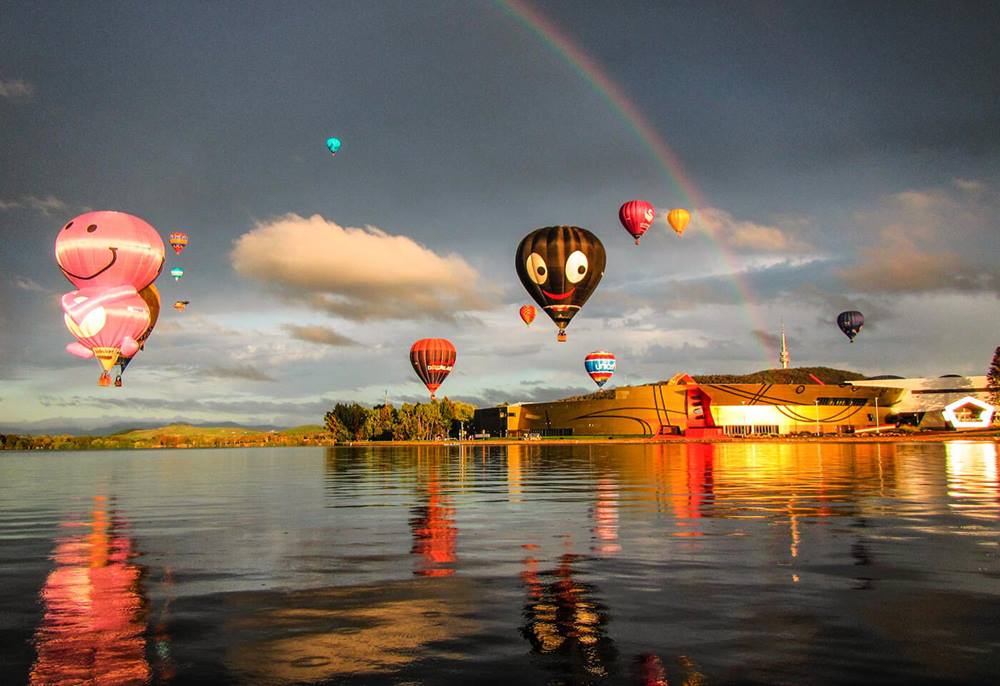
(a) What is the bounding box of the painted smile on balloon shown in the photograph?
[541,287,576,300]
[60,247,118,280]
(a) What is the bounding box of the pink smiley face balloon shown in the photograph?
[55,211,165,290]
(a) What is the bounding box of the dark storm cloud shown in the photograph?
[282,324,358,347]
[2,0,999,421]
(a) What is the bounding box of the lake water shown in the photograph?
[1,442,999,685]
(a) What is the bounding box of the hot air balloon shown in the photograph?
[410,338,456,399]
[515,226,606,342]
[519,305,536,326]
[116,284,161,386]
[55,211,165,291]
[170,267,184,281]
[173,300,189,312]
[584,350,616,388]
[618,200,655,245]
[666,208,691,236]
[168,231,189,255]
[326,137,342,156]
[62,286,150,385]
[837,310,864,342]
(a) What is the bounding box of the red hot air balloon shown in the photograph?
[519,305,536,326]
[55,211,165,291]
[618,200,656,245]
[168,232,189,255]
[410,338,456,399]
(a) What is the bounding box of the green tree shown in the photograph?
[393,402,450,440]
[324,403,372,441]
[988,346,1000,415]
[364,403,397,441]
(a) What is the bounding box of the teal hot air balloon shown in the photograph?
[325,137,342,156]
[170,267,184,281]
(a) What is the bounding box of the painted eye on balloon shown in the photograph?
[526,252,548,285]
[63,221,74,231]
[86,224,98,233]
[565,250,588,283]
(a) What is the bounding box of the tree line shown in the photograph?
[324,399,476,442]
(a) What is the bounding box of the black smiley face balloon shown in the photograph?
[515,226,606,342]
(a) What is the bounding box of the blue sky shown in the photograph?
[1,0,998,431]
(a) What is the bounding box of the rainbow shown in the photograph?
[497,0,773,365]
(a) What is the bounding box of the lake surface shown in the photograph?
[1,442,999,685]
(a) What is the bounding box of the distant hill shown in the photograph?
[692,367,866,385]
[0,418,287,437]
[111,423,326,439]
[1,423,334,451]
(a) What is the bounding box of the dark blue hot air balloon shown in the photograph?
[837,310,864,342]
[325,137,342,156]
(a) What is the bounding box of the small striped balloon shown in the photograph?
[584,350,616,388]
[169,231,189,255]
[618,200,656,245]
[410,338,457,399]
[519,304,536,326]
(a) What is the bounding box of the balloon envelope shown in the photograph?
[173,300,189,312]
[667,209,691,236]
[618,200,655,245]
[515,226,606,342]
[55,211,165,290]
[837,310,864,342]
[519,305,536,326]
[168,231,189,255]
[62,286,150,372]
[410,338,456,399]
[326,137,342,155]
[170,267,184,281]
[584,350,616,388]
[119,284,161,374]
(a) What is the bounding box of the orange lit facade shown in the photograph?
[476,375,907,437]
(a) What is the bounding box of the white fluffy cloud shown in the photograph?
[0,194,68,215]
[837,179,1000,295]
[231,214,495,321]
[686,207,812,252]
[0,78,34,101]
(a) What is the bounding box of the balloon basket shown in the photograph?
[634,238,640,245]
[114,375,123,387]
[98,373,111,387]
[557,331,567,343]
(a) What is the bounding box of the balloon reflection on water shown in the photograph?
[29,496,150,686]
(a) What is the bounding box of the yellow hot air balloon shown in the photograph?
[667,208,691,236]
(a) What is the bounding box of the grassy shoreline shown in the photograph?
[2,426,998,451]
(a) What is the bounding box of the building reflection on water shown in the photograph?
[29,495,151,686]
[231,441,999,683]
[945,442,999,519]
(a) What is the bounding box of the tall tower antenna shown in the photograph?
[779,322,790,370]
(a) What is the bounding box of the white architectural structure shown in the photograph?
[849,376,996,428]
[942,396,995,428]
